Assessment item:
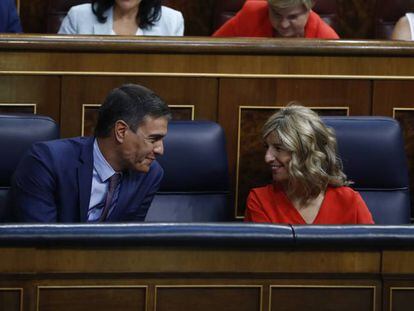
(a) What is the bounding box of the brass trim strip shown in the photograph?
[154,285,263,311]
[169,104,195,120]
[269,285,376,311]
[0,288,23,311]
[81,104,100,136]
[236,106,349,218]
[36,285,148,311]
[1,71,414,80]
[389,287,414,311]
[392,107,414,118]
[0,103,37,114]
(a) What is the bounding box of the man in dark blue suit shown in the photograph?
[0,0,22,33]
[10,84,171,222]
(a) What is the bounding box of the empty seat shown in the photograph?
[0,114,59,221]
[146,121,230,221]
[323,116,410,224]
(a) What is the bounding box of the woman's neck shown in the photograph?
[113,4,139,20]
[113,5,139,35]
[289,192,325,224]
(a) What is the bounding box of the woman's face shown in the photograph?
[268,3,310,37]
[264,131,292,184]
[114,0,142,12]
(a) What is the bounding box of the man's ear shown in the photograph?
[114,120,128,143]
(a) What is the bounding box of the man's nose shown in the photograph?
[153,140,164,155]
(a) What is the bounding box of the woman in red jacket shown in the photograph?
[245,104,374,224]
[214,0,338,39]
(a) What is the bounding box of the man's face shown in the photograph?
[268,3,310,37]
[119,116,168,173]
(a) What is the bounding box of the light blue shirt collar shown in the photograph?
[93,138,116,182]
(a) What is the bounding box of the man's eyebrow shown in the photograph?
[148,134,165,139]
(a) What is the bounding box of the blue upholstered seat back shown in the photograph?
[323,117,410,224]
[146,121,230,221]
[0,114,59,221]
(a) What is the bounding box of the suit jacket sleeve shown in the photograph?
[133,163,164,221]
[169,9,184,36]
[10,143,58,222]
[2,0,22,33]
[174,12,184,36]
[213,15,239,37]
[354,191,375,224]
[244,189,272,223]
[58,7,77,34]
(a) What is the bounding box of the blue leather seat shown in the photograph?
[0,114,59,221]
[323,116,410,224]
[146,121,230,221]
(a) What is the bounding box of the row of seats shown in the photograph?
[0,113,410,224]
[46,0,413,38]
[1,223,414,248]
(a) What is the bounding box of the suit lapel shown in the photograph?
[77,137,94,222]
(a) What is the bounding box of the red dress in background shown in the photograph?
[213,1,339,39]
[245,184,374,224]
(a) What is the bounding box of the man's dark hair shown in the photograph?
[91,0,162,30]
[94,84,171,138]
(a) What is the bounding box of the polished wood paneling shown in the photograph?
[383,251,414,274]
[61,76,217,137]
[0,247,379,274]
[372,81,414,116]
[338,0,376,39]
[270,285,375,311]
[155,286,261,311]
[20,0,48,33]
[164,0,216,36]
[0,76,59,122]
[38,286,146,311]
[0,289,21,311]
[388,287,414,311]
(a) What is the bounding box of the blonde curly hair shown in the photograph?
[263,103,349,204]
[268,0,314,10]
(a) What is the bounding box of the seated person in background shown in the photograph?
[59,0,184,36]
[10,84,171,222]
[392,13,414,40]
[213,0,338,39]
[0,0,22,33]
[245,104,374,224]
